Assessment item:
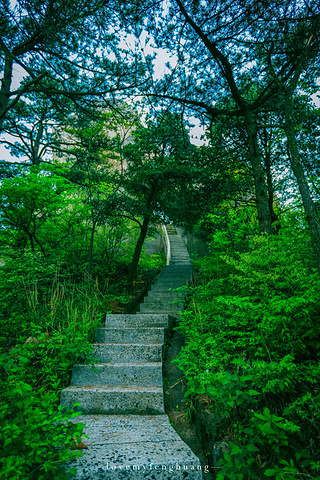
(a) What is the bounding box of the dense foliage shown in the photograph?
[176,207,320,479]
[0,216,164,479]
[1,1,320,479]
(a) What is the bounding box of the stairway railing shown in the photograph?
[161,224,171,265]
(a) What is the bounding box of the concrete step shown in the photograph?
[147,290,186,300]
[151,278,189,286]
[156,273,191,280]
[170,252,189,256]
[60,385,165,415]
[170,250,189,254]
[159,267,192,275]
[93,343,162,363]
[154,278,190,286]
[65,414,202,479]
[170,255,191,259]
[151,285,186,292]
[161,264,192,269]
[95,328,164,344]
[141,297,184,308]
[71,363,163,387]
[152,280,190,288]
[139,304,183,315]
[154,275,190,282]
[104,314,170,328]
[170,260,190,264]
[157,264,191,279]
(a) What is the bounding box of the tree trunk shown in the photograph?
[243,110,273,235]
[284,98,320,274]
[265,156,278,224]
[88,218,97,276]
[127,216,149,285]
[31,110,45,166]
[32,234,47,257]
[263,137,280,231]
[0,54,13,132]
[28,233,35,253]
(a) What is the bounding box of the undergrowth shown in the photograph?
[0,239,163,479]
[176,209,320,479]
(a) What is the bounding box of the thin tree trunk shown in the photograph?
[262,127,280,231]
[32,234,47,257]
[31,110,45,166]
[28,233,35,252]
[265,152,278,225]
[284,98,320,274]
[243,110,273,235]
[127,216,149,285]
[0,54,13,132]
[88,218,97,276]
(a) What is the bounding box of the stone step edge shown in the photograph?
[93,342,163,346]
[61,385,164,392]
[75,362,163,367]
[99,327,165,330]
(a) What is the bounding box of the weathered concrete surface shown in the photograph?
[95,328,164,344]
[61,225,202,478]
[61,386,165,414]
[93,343,163,363]
[105,314,170,328]
[67,415,203,480]
[71,363,163,387]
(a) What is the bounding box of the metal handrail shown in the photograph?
[161,225,171,265]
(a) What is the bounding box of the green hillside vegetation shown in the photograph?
[0,217,164,479]
[1,1,320,478]
[177,206,320,479]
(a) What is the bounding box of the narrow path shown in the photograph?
[60,226,203,479]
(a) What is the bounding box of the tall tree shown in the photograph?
[121,111,197,283]
[0,171,77,255]
[0,0,146,134]
[251,6,320,270]
[124,0,320,236]
[56,109,130,275]
[0,94,64,167]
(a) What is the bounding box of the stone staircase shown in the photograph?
[60,226,203,479]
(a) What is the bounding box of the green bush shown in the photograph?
[0,250,109,346]
[0,227,164,478]
[0,252,104,479]
[0,347,86,480]
[176,212,320,479]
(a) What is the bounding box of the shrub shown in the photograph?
[176,214,320,479]
[0,347,86,480]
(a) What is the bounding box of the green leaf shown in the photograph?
[247,444,260,452]
[248,389,260,396]
[264,469,278,476]
[195,385,206,394]
[184,389,193,398]
[231,444,241,455]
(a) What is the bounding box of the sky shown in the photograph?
[0,38,205,163]
[1,27,319,163]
